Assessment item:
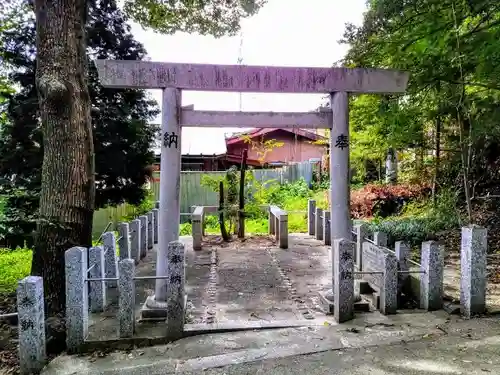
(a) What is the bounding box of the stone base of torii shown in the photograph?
[95,60,409,319]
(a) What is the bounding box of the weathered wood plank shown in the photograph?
[180,109,331,128]
[95,60,409,94]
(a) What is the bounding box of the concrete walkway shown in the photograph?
[42,315,500,374]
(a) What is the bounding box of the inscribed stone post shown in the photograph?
[395,241,411,297]
[460,226,487,318]
[102,232,117,288]
[119,259,135,338]
[88,246,106,312]
[308,199,316,236]
[333,238,354,323]
[130,219,141,264]
[330,92,351,242]
[17,276,46,375]
[354,223,369,270]
[147,211,154,250]
[323,211,331,246]
[315,207,323,241]
[166,241,185,340]
[420,241,444,311]
[380,252,398,314]
[118,222,130,261]
[156,87,182,302]
[65,247,88,353]
[152,208,159,244]
[192,210,203,251]
[373,231,388,247]
[139,215,148,259]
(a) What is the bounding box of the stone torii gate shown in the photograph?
[95,60,409,316]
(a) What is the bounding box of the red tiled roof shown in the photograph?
[225,128,325,145]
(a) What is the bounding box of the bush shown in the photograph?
[351,183,431,219]
[0,248,32,293]
[369,189,462,246]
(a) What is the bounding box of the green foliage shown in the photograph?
[0,248,32,293]
[370,189,462,246]
[123,0,266,36]
[0,0,159,247]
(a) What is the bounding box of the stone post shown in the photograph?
[166,241,185,340]
[192,207,203,251]
[308,199,316,236]
[354,223,369,270]
[147,211,154,250]
[152,208,159,244]
[268,209,275,235]
[395,241,411,297]
[380,252,398,314]
[155,200,160,209]
[330,92,351,242]
[373,231,388,247]
[65,247,88,353]
[323,211,331,246]
[278,213,288,249]
[315,207,323,241]
[88,246,106,312]
[420,241,444,311]
[461,226,487,318]
[102,232,118,288]
[129,219,141,264]
[333,238,354,323]
[139,215,148,259]
[17,276,46,375]
[118,222,130,261]
[156,87,182,302]
[119,259,135,338]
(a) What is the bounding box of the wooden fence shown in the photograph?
[92,161,317,236]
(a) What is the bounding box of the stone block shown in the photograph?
[118,259,135,338]
[139,215,148,259]
[460,226,487,318]
[323,211,331,246]
[308,199,316,236]
[17,276,46,375]
[65,247,88,353]
[130,219,141,264]
[354,223,369,270]
[192,207,203,251]
[361,241,386,290]
[380,252,398,314]
[88,246,106,313]
[315,207,323,241]
[268,210,275,235]
[102,232,117,288]
[166,241,186,340]
[333,238,355,323]
[373,231,388,247]
[278,215,288,249]
[118,222,130,260]
[395,241,411,298]
[152,208,159,244]
[147,211,154,250]
[420,241,444,311]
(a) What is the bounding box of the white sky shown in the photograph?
[129,0,367,154]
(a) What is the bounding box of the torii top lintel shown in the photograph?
[95,60,409,94]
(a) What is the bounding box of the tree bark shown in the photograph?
[238,149,247,239]
[33,0,94,319]
[219,181,230,241]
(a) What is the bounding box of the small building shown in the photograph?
[153,127,327,172]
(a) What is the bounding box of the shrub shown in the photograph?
[351,183,431,219]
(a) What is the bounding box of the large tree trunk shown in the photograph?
[33,0,94,320]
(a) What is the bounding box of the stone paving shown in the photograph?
[185,234,331,324]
